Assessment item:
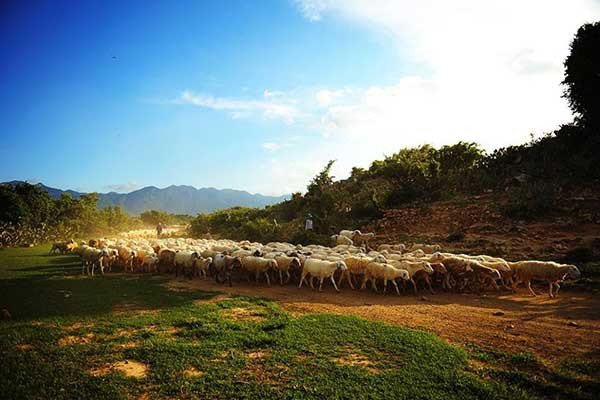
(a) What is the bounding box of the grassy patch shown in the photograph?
[467,345,599,400]
[0,246,595,399]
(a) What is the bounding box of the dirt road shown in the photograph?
[165,278,600,362]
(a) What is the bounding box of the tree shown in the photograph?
[0,185,29,224]
[305,160,337,233]
[563,21,600,128]
[140,210,171,226]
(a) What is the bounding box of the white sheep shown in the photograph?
[174,251,200,278]
[211,254,242,287]
[330,234,354,246]
[386,260,434,294]
[352,232,375,247]
[273,255,302,285]
[339,255,385,289]
[362,262,410,295]
[410,243,442,253]
[81,247,109,276]
[509,261,581,297]
[193,257,213,279]
[339,229,360,239]
[240,256,277,287]
[299,258,347,292]
[141,254,159,273]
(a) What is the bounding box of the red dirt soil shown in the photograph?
[165,277,600,362]
[364,193,600,261]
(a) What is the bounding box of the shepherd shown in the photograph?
[305,213,313,231]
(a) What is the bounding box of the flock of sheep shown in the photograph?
[51,229,581,298]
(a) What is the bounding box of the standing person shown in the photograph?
[156,222,163,238]
[304,213,313,231]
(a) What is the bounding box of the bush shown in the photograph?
[502,182,560,219]
[564,247,596,263]
[289,230,331,246]
[446,229,466,242]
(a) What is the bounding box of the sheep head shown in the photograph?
[564,264,581,280]
[397,269,410,281]
[336,261,347,271]
[373,254,387,263]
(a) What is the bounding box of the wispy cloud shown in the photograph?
[177,90,301,124]
[294,0,329,21]
[262,142,282,151]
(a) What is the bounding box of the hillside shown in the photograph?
[3,181,288,215]
[364,191,600,261]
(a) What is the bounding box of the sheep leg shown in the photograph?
[360,275,368,290]
[310,276,316,290]
[82,261,86,275]
[279,270,284,285]
[554,282,561,295]
[489,277,499,291]
[383,278,388,295]
[526,280,537,296]
[337,271,345,288]
[548,282,554,298]
[298,272,307,288]
[426,276,436,295]
[346,273,355,290]
[410,279,417,294]
[511,278,520,293]
[255,271,260,284]
[264,271,271,287]
[392,280,401,296]
[227,272,233,287]
[330,275,340,292]
[370,277,379,293]
[285,271,291,284]
[318,277,324,292]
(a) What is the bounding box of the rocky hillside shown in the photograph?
[365,192,600,261]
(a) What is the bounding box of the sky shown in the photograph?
[1,1,599,196]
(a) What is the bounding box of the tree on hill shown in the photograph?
[563,21,600,128]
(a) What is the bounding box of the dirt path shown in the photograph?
[165,278,600,362]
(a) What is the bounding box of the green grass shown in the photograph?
[467,344,599,400]
[0,246,591,399]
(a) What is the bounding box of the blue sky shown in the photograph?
[1,1,598,195]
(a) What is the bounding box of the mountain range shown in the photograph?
[4,181,289,215]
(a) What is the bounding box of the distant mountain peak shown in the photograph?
[2,181,289,215]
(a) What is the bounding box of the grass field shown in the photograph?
[0,246,597,399]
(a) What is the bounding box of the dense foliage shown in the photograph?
[0,183,140,246]
[563,21,600,128]
[0,183,193,246]
[140,210,193,226]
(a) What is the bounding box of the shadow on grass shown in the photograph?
[0,274,218,321]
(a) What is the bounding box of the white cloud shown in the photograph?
[294,0,600,150]
[262,142,282,151]
[315,88,350,107]
[178,90,300,124]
